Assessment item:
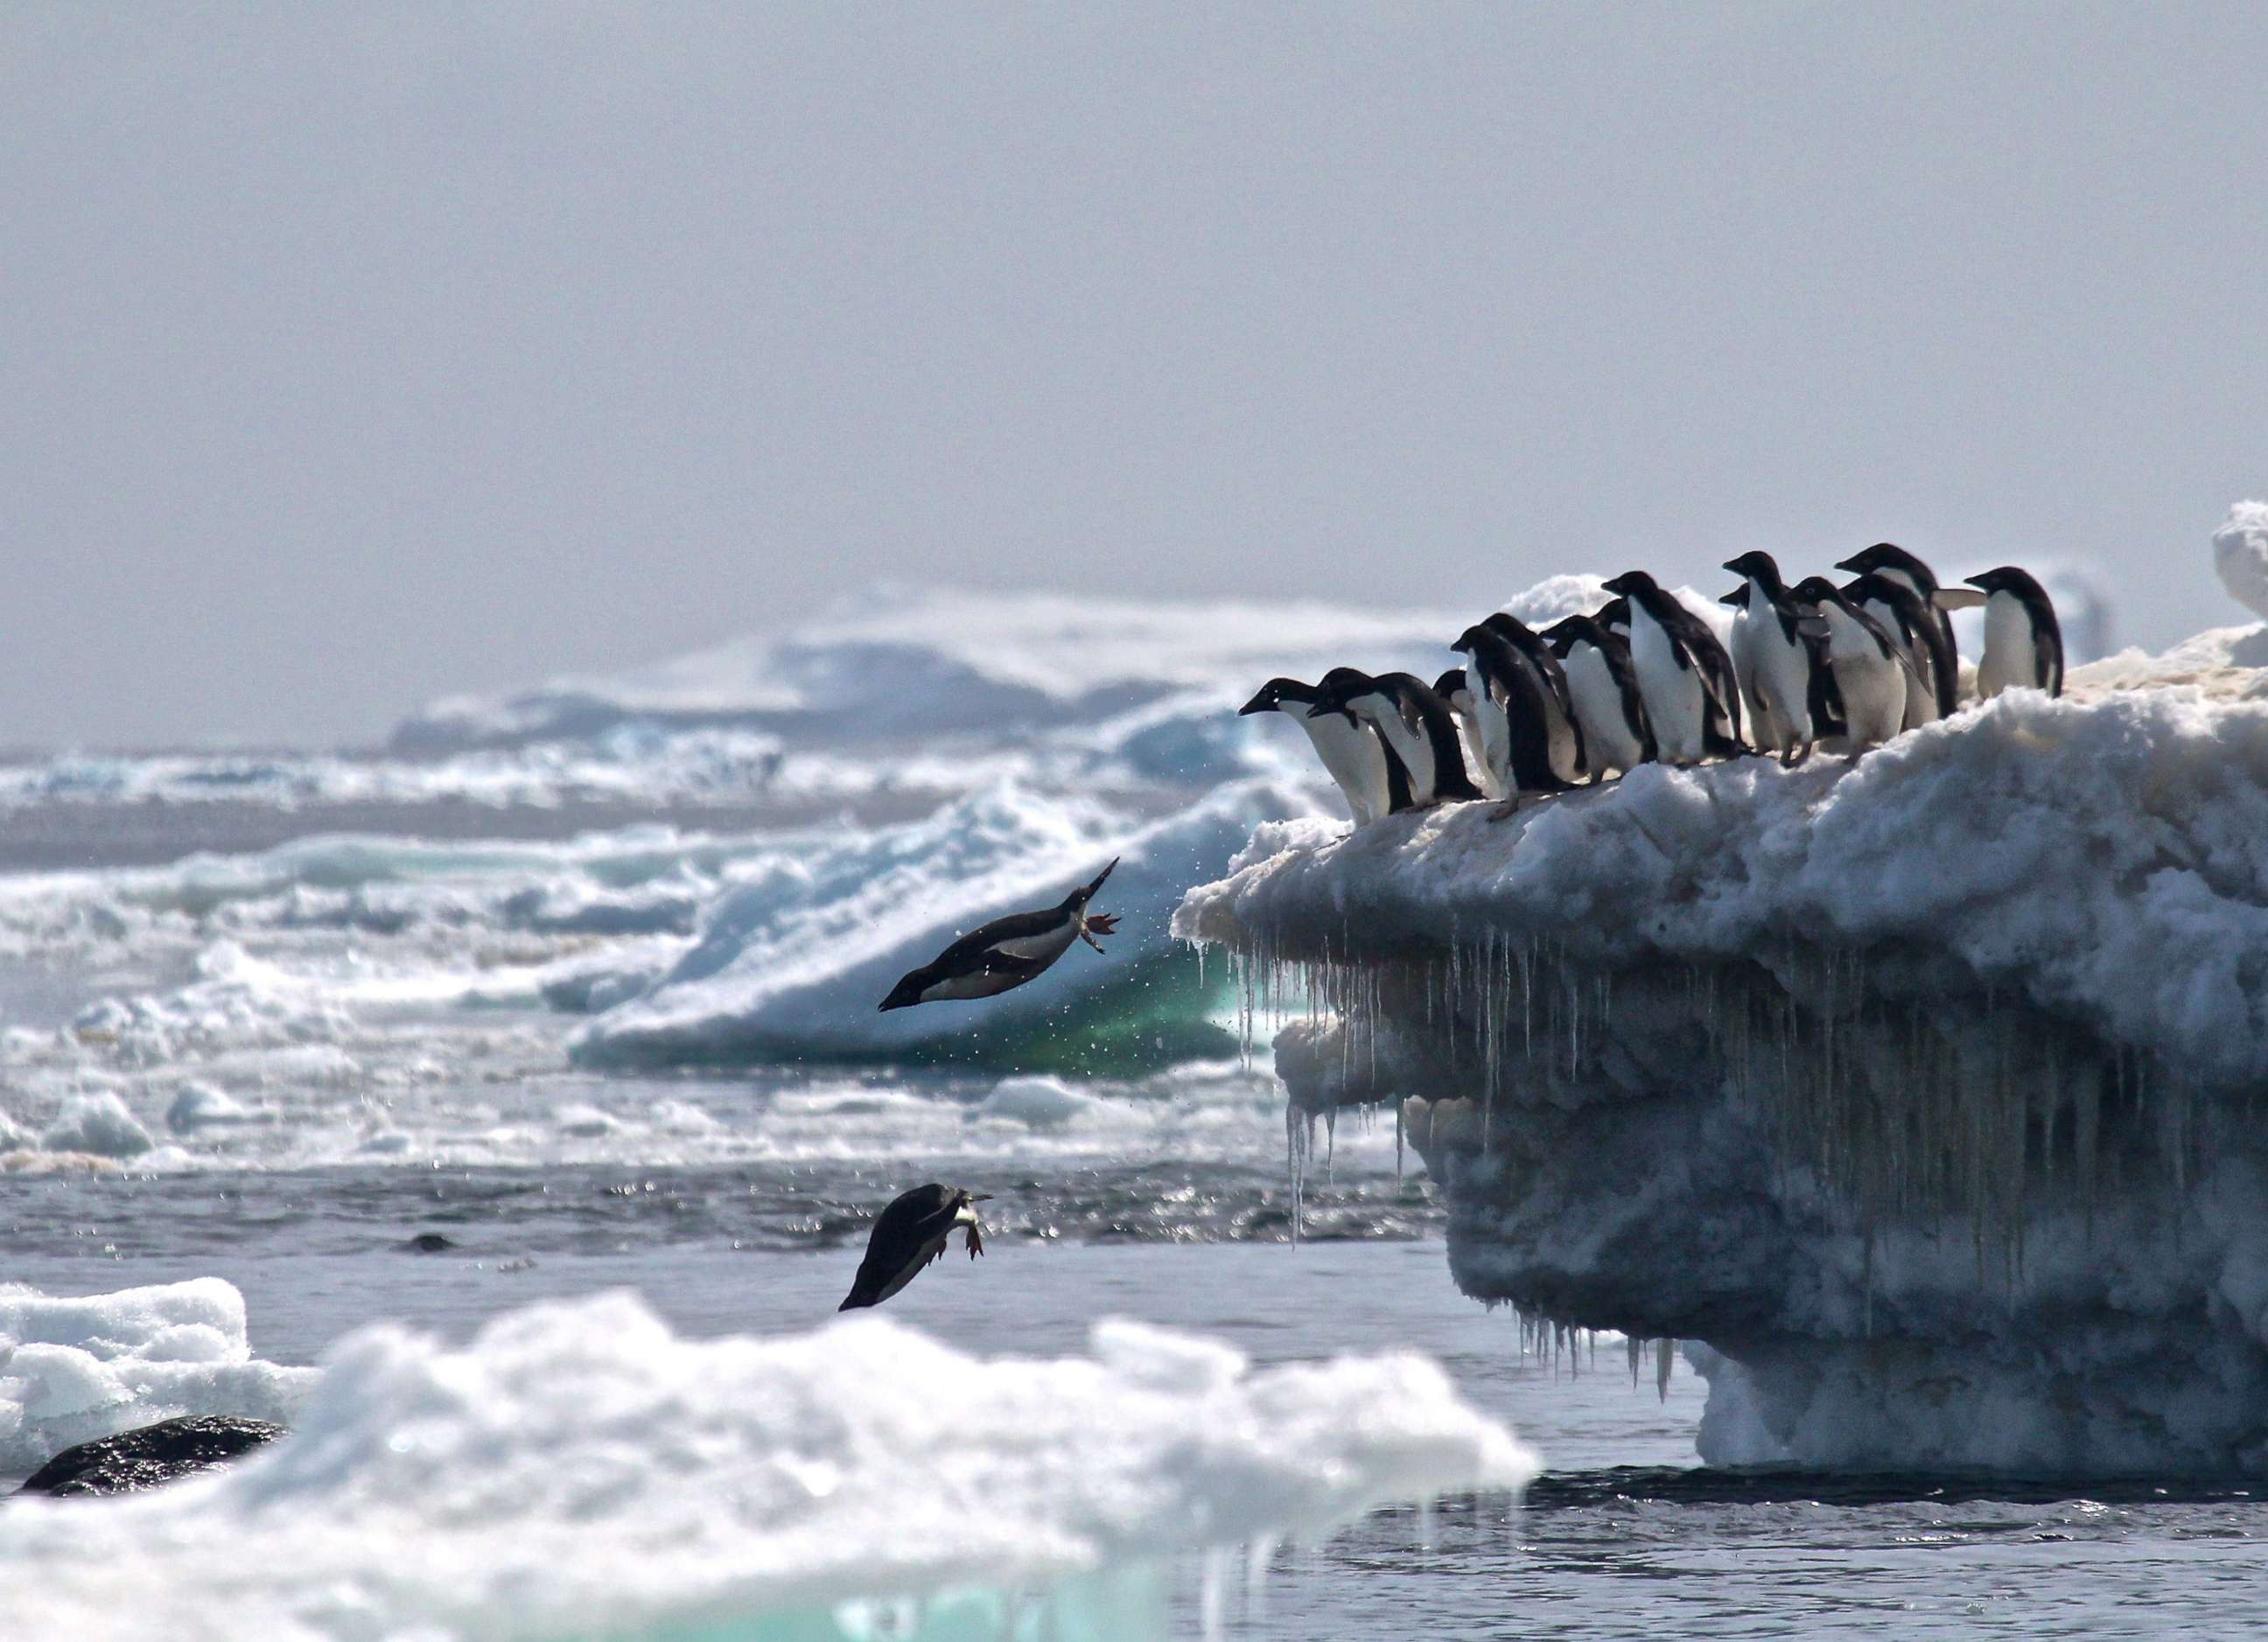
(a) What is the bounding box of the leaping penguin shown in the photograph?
[1599,571,1745,765]
[1538,613,1655,778]
[1451,625,1572,805]
[1834,543,1960,716]
[1788,577,1916,751]
[1965,566,2063,699]
[1240,676,1401,824]
[840,1183,990,1309]
[1480,613,1586,785]
[879,862,1121,1010]
[1842,571,1956,730]
[1721,551,1821,765]
[1308,671,1483,809]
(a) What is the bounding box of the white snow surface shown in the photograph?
[0,1291,1535,1641]
[0,1279,315,1479]
[2215,500,2268,621]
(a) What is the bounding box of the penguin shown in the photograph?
[1841,572,1956,730]
[1595,595,1633,640]
[1788,577,1915,751]
[1538,612,1655,778]
[1308,670,1483,809]
[1450,625,1572,802]
[1964,566,2063,699]
[879,862,1121,1010]
[1239,676,1396,823]
[1720,551,1821,765]
[1480,613,1587,785]
[1834,543,1959,716]
[1598,571,1745,765]
[1434,669,1504,800]
[840,1183,990,1309]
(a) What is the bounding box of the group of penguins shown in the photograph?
[1241,543,2067,821]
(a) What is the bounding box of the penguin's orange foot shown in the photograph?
[1085,913,1120,936]
[965,1223,984,1258]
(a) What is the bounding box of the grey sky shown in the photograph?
[5,3,2263,749]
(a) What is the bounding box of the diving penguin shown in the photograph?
[1307,671,1483,809]
[1965,566,2064,699]
[840,1183,990,1309]
[1239,676,1401,823]
[1834,543,1960,716]
[1788,577,1916,751]
[1599,571,1745,765]
[1720,551,1821,765]
[1538,613,1655,778]
[879,861,1121,1010]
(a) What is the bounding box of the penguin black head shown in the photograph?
[1448,624,1490,656]
[879,966,938,1011]
[1722,550,1784,586]
[1065,857,1117,909]
[1239,677,1316,716]
[1594,595,1631,631]
[1600,570,1658,598]
[1536,614,1585,654]
[1433,667,1472,703]
[1789,575,1854,612]
[1964,566,2050,601]
[1837,543,1937,587]
[1307,667,1378,721]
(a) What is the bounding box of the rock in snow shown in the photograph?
[17,1415,284,1498]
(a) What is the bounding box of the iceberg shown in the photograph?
[0,1291,1535,1641]
[1177,523,2268,1475]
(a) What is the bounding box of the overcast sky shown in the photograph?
[5,3,2263,749]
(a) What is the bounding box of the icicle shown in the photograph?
[1656,1337,1674,1401]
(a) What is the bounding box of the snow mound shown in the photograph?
[0,1294,1534,1641]
[0,1280,314,1479]
[2216,500,2268,620]
[40,1092,153,1158]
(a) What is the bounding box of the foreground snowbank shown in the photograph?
[0,1292,1534,1641]
[0,1280,314,1479]
[1176,600,2268,1473]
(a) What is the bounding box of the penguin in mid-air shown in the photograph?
[1842,571,1956,730]
[841,1183,990,1309]
[1450,625,1572,805]
[880,862,1120,1010]
[1434,669,1502,800]
[1834,543,1960,716]
[1538,613,1654,779]
[1308,671,1482,809]
[1788,577,1916,751]
[1240,676,1402,823]
[1599,571,1745,765]
[1964,566,2063,699]
[1721,551,1822,765]
[1480,613,1586,785]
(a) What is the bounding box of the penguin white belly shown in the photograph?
[1821,612,1905,748]
[1978,592,2034,698]
[1295,706,1385,823]
[990,921,1080,964]
[1563,644,1642,774]
[1464,659,1512,796]
[1861,597,1936,729]
[1448,699,1506,800]
[1629,615,1707,764]
[1356,699,1437,802]
[920,968,1027,1003]
[1736,609,1814,752]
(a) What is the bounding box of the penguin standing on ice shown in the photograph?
[1434,669,1503,800]
[1480,613,1586,785]
[1450,625,1572,803]
[1964,567,2063,699]
[1599,571,1745,765]
[1834,544,1960,716]
[1239,676,1402,823]
[1307,671,1482,809]
[1721,551,1822,765]
[1538,613,1654,779]
[840,1184,990,1309]
[1788,578,1915,751]
[879,861,1121,1010]
[1842,571,1956,730]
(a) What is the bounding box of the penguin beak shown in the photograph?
[1833,554,1863,573]
[971,1192,994,1202]
[1237,688,1272,716]
[1083,857,1118,899]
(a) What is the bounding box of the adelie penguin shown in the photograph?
[1842,571,1956,730]
[1480,613,1586,786]
[1788,577,1918,751]
[1835,543,1961,718]
[879,861,1120,1010]
[1240,676,1403,824]
[1721,551,1822,765]
[1449,625,1572,806]
[1434,670,1501,800]
[1599,571,1745,765]
[840,1183,990,1310]
[1964,566,2063,699]
[1307,671,1483,810]
[1537,613,1654,779]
